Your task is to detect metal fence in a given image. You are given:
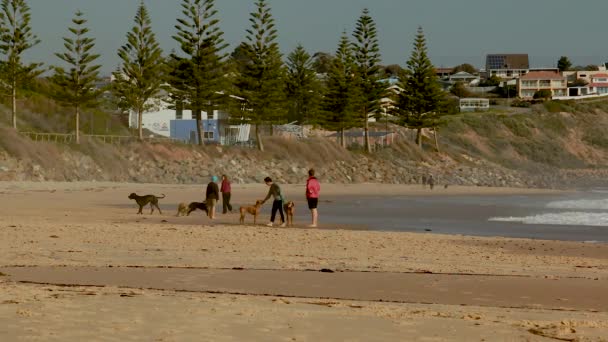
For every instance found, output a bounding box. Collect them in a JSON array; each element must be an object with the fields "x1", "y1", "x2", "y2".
[{"x1": 19, "y1": 132, "x2": 184, "y2": 145}]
